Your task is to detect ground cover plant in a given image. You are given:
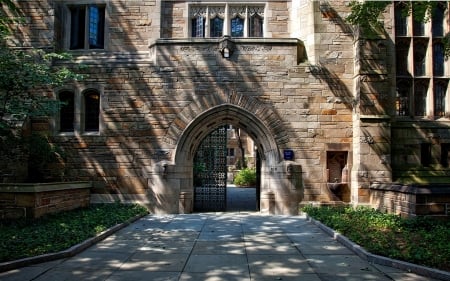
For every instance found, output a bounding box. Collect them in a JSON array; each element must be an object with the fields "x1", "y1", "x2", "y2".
[
  {"x1": 0, "y1": 203, "x2": 148, "y2": 262},
  {"x1": 302, "y1": 205, "x2": 450, "y2": 272}
]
